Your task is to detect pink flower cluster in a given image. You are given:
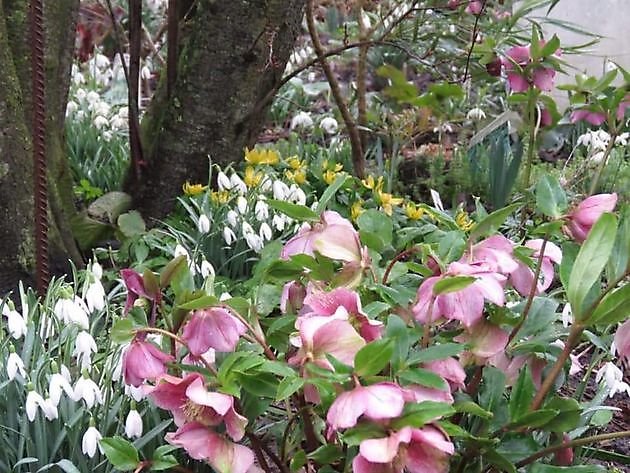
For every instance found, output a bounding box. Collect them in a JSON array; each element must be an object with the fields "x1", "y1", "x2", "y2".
[{"x1": 501, "y1": 42, "x2": 559, "y2": 93}]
